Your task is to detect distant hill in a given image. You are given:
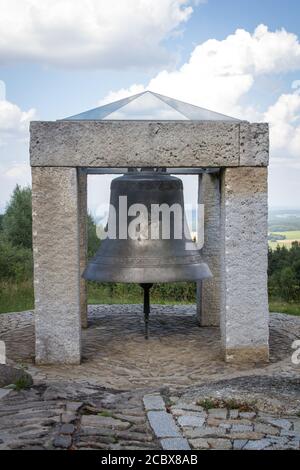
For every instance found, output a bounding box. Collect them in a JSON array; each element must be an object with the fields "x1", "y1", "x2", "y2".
[{"x1": 268, "y1": 209, "x2": 300, "y2": 232}]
